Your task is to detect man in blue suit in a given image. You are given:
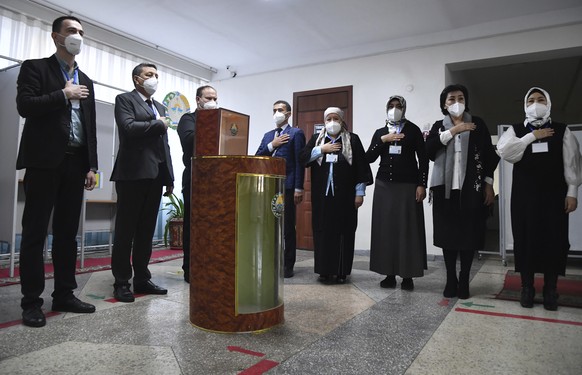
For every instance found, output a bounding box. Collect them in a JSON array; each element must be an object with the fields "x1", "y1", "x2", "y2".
[{"x1": 256, "y1": 100, "x2": 306, "y2": 278}]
